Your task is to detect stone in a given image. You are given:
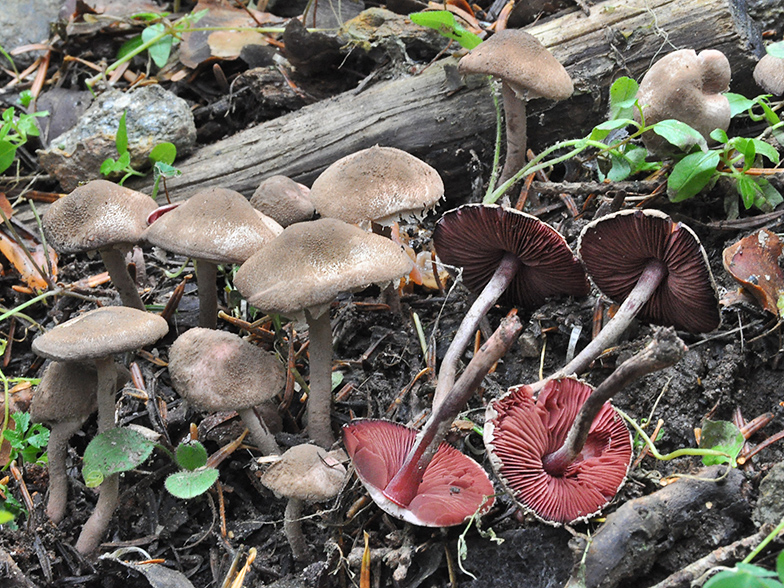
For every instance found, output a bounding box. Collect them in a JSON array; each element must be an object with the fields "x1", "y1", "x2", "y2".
[
  {"x1": 38, "y1": 85, "x2": 196, "y2": 192},
  {"x1": 753, "y1": 460, "x2": 784, "y2": 526},
  {"x1": 0, "y1": 0, "x2": 61, "y2": 68}
]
